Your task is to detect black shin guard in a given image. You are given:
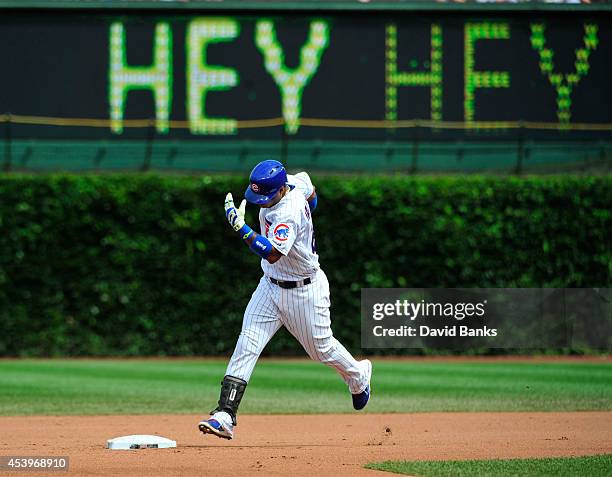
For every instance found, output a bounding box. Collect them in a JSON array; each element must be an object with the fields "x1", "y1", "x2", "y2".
[{"x1": 210, "y1": 375, "x2": 247, "y2": 425}]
